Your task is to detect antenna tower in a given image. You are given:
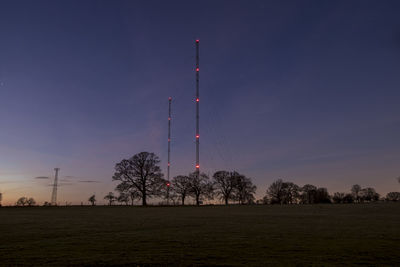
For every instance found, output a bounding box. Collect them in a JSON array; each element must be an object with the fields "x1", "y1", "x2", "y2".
[
  {"x1": 167, "y1": 97, "x2": 172, "y2": 204},
  {"x1": 195, "y1": 39, "x2": 200, "y2": 176},
  {"x1": 51, "y1": 168, "x2": 60, "y2": 205}
]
